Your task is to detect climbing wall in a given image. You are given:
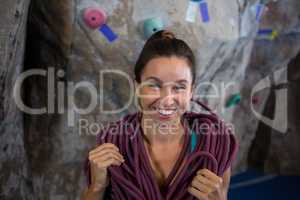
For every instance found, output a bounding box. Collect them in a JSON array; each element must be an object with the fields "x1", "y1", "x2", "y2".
[{"x1": 1, "y1": 0, "x2": 300, "y2": 199}]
